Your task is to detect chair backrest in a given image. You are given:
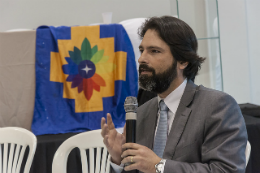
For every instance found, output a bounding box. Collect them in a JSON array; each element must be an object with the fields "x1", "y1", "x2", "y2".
[
  {"x1": 245, "y1": 140, "x2": 251, "y2": 166},
  {"x1": 119, "y1": 18, "x2": 146, "y2": 72},
  {"x1": 0, "y1": 127, "x2": 37, "y2": 173},
  {"x1": 52, "y1": 129, "x2": 111, "y2": 173}
]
